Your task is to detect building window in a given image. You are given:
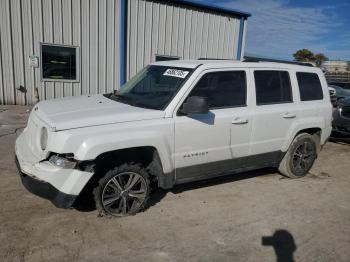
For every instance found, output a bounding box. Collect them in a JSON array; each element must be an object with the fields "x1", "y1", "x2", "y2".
[
  {"x1": 188, "y1": 71, "x2": 247, "y2": 109},
  {"x1": 155, "y1": 55, "x2": 180, "y2": 62},
  {"x1": 254, "y1": 70, "x2": 293, "y2": 105},
  {"x1": 41, "y1": 44, "x2": 79, "y2": 82},
  {"x1": 296, "y1": 72, "x2": 323, "y2": 101}
]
